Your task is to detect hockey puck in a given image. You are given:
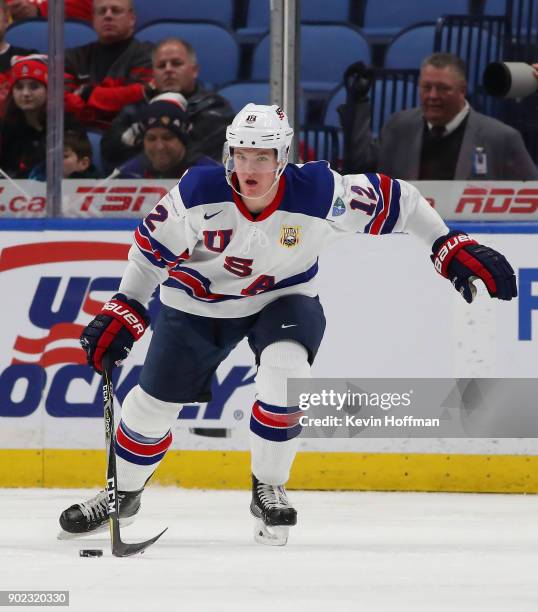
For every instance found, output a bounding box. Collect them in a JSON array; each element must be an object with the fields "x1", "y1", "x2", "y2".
[{"x1": 79, "y1": 549, "x2": 103, "y2": 558}]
